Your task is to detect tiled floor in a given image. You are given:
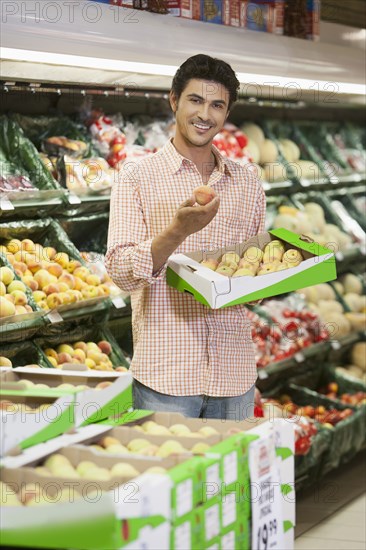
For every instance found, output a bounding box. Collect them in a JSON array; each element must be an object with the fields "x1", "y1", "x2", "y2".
[{"x1": 295, "y1": 451, "x2": 366, "y2": 550}]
